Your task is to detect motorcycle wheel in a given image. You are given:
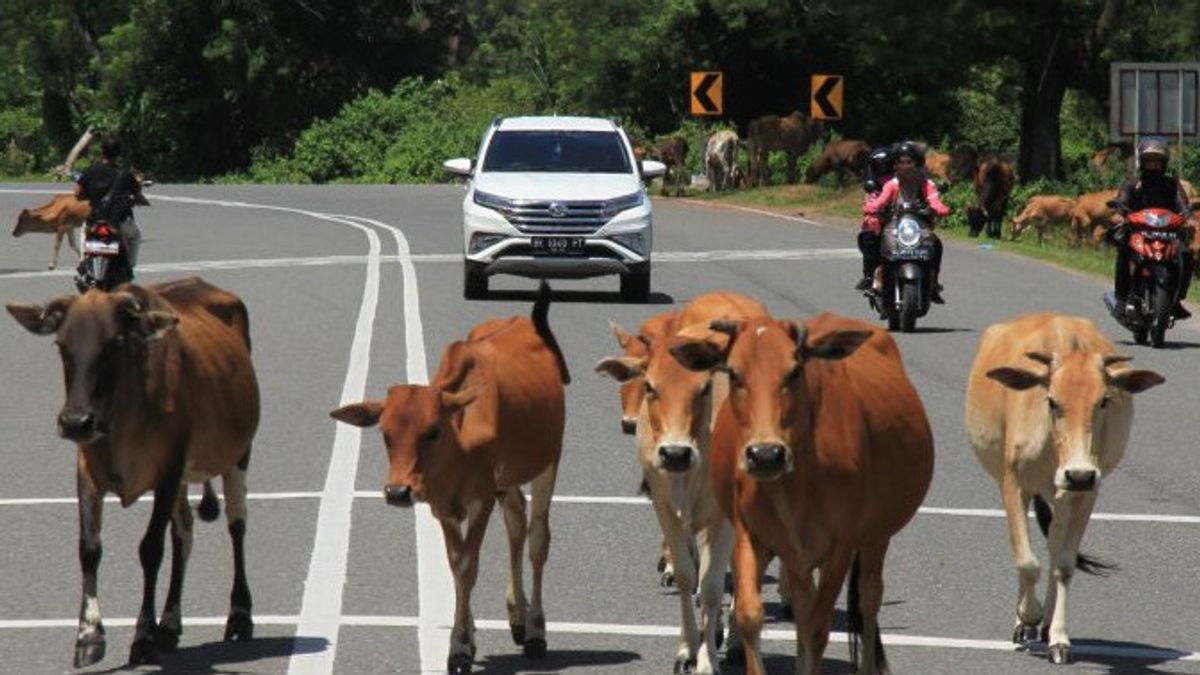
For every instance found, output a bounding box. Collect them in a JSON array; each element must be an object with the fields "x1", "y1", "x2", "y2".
[
  {"x1": 900, "y1": 282, "x2": 919, "y2": 333},
  {"x1": 887, "y1": 312, "x2": 900, "y2": 331},
  {"x1": 1151, "y1": 283, "x2": 1172, "y2": 348}
]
